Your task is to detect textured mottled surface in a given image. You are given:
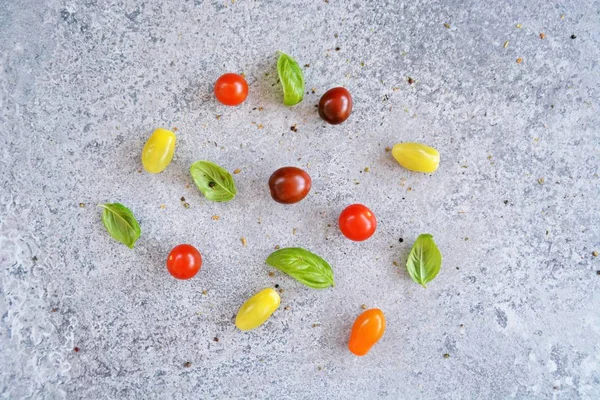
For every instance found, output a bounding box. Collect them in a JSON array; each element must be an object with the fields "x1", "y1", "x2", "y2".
[{"x1": 1, "y1": 0, "x2": 599, "y2": 399}]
